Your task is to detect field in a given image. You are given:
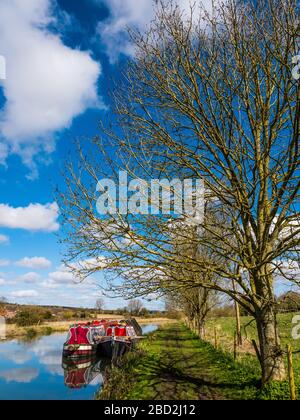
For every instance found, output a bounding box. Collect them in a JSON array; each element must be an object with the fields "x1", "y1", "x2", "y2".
[
  {"x1": 205, "y1": 313, "x2": 300, "y2": 378},
  {"x1": 97, "y1": 315, "x2": 300, "y2": 400}
]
